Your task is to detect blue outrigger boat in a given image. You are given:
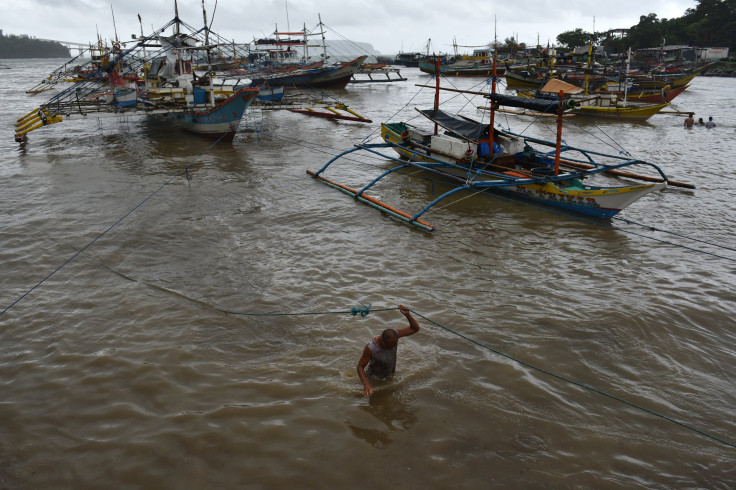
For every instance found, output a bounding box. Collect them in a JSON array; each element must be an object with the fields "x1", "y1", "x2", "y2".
[{"x1": 307, "y1": 59, "x2": 693, "y2": 231}]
